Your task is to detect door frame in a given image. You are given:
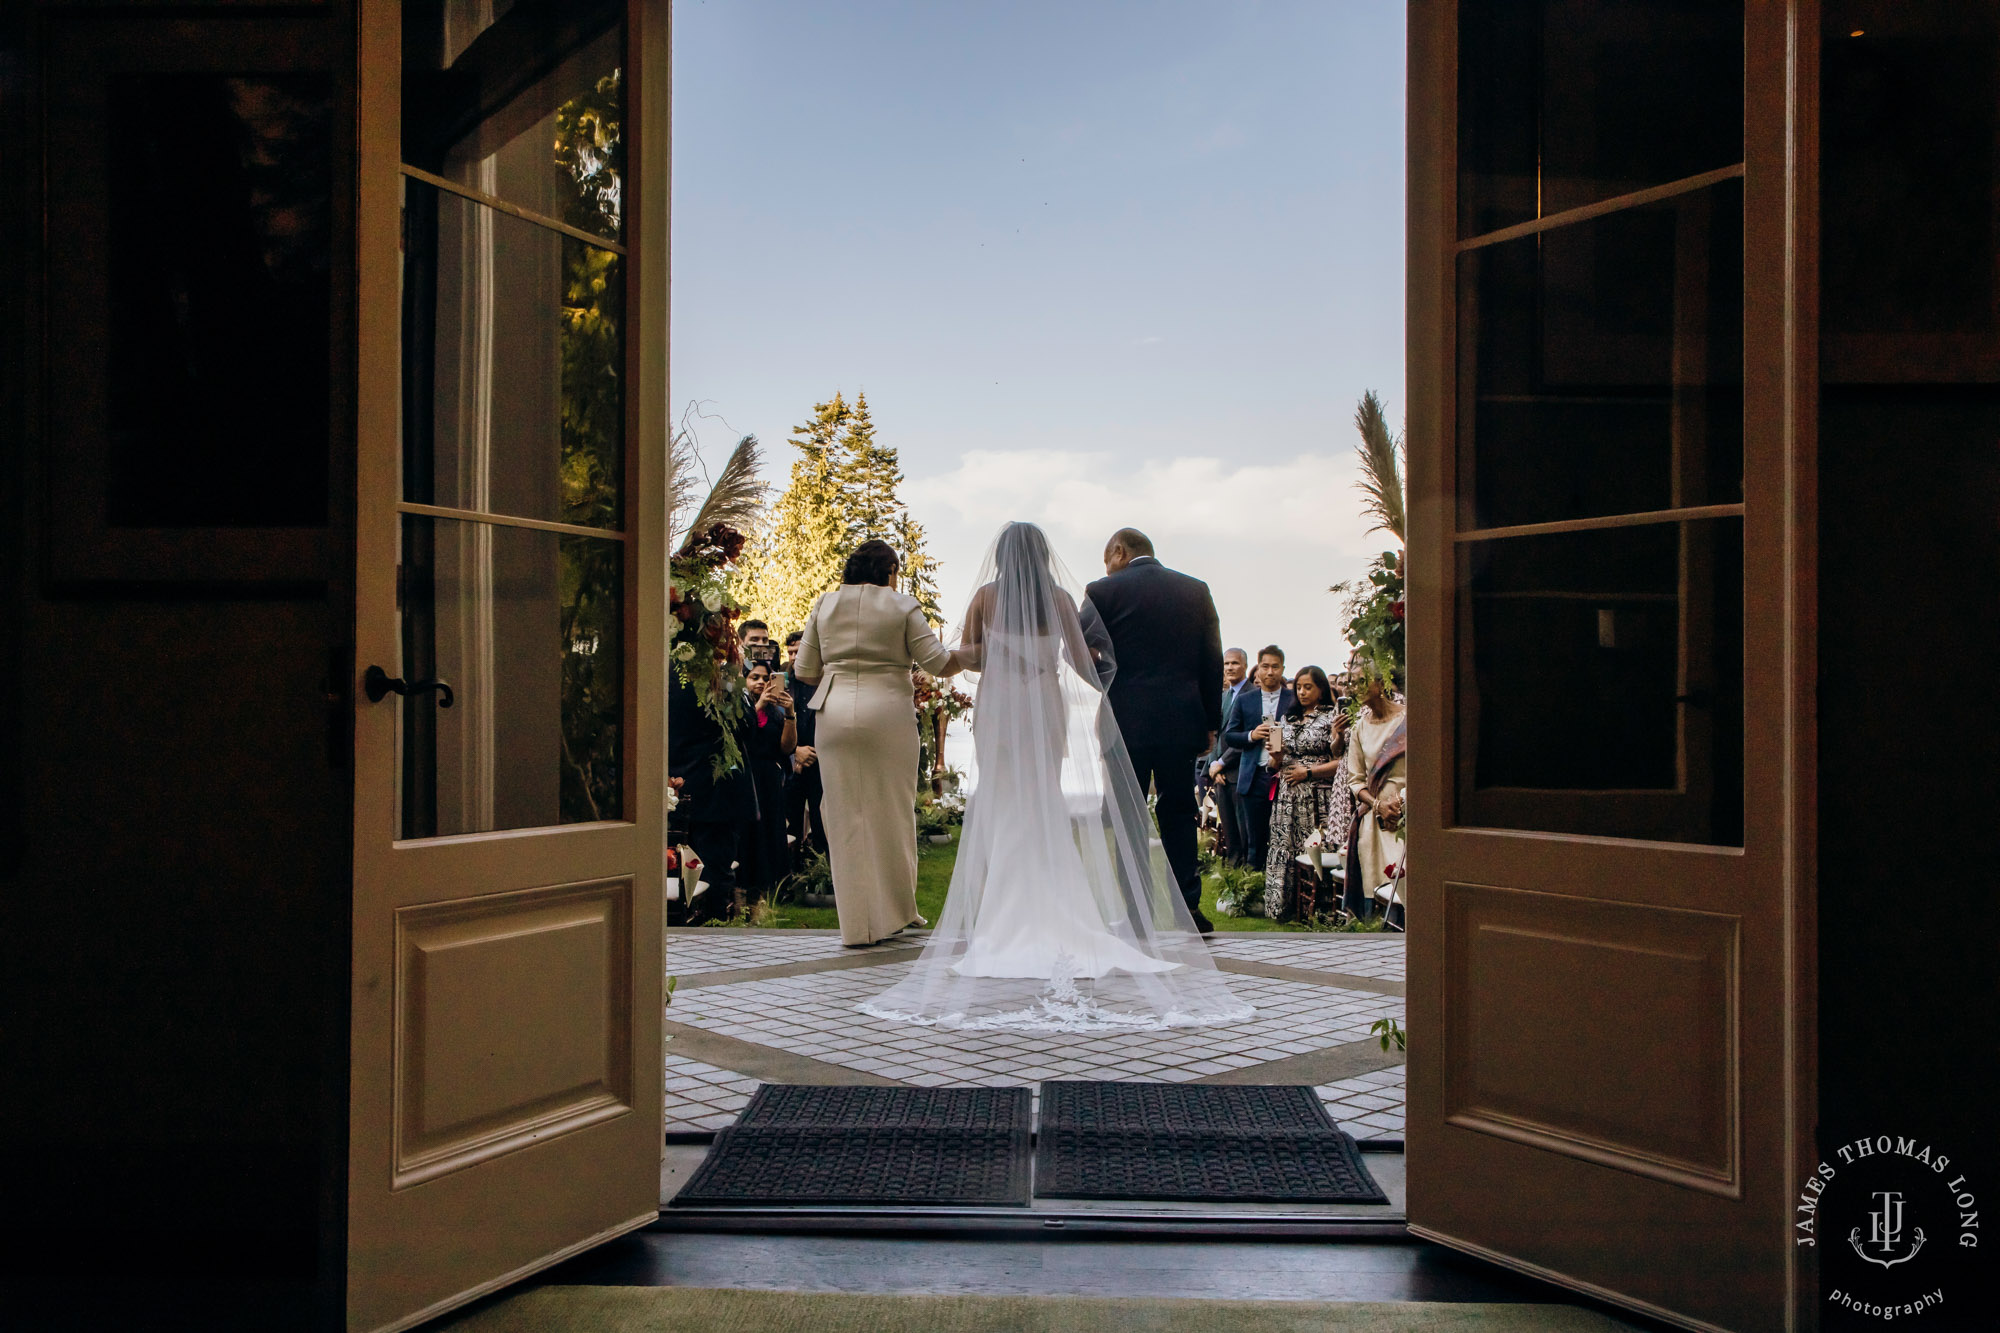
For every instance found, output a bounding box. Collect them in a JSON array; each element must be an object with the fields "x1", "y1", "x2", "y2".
[
  {"x1": 347, "y1": 1, "x2": 672, "y2": 1328},
  {"x1": 1402, "y1": 2, "x2": 1819, "y2": 1327}
]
